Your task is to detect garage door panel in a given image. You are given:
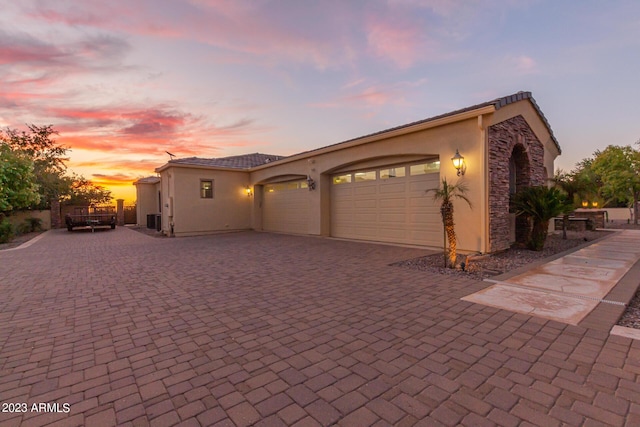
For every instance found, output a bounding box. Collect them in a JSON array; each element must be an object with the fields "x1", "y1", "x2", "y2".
[
  {"x1": 379, "y1": 213, "x2": 407, "y2": 223},
  {"x1": 378, "y1": 228, "x2": 407, "y2": 239},
  {"x1": 410, "y1": 212, "x2": 440, "y2": 222},
  {"x1": 410, "y1": 179, "x2": 438, "y2": 192},
  {"x1": 379, "y1": 197, "x2": 407, "y2": 208},
  {"x1": 410, "y1": 196, "x2": 438, "y2": 207},
  {"x1": 354, "y1": 226, "x2": 379, "y2": 237},
  {"x1": 263, "y1": 183, "x2": 309, "y2": 234},
  {"x1": 332, "y1": 165, "x2": 440, "y2": 247},
  {"x1": 354, "y1": 213, "x2": 377, "y2": 222},
  {"x1": 355, "y1": 199, "x2": 377, "y2": 209},
  {"x1": 410, "y1": 230, "x2": 441, "y2": 242},
  {"x1": 333, "y1": 187, "x2": 353, "y2": 197},
  {"x1": 379, "y1": 182, "x2": 406, "y2": 193},
  {"x1": 354, "y1": 186, "x2": 377, "y2": 196}
]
